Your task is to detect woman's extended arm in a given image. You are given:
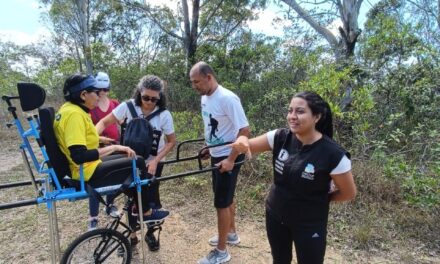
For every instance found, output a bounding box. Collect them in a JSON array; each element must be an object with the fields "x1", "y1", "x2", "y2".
[
  {"x1": 95, "y1": 113, "x2": 119, "y2": 135},
  {"x1": 231, "y1": 133, "x2": 272, "y2": 155},
  {"x1": 218, "y1": 133, "x2": 272, "y2": 172}
]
